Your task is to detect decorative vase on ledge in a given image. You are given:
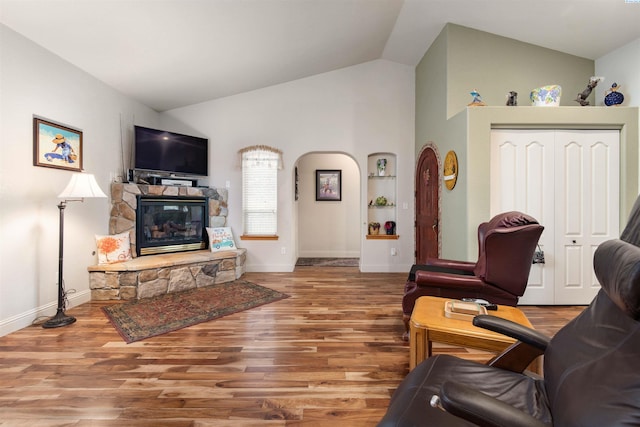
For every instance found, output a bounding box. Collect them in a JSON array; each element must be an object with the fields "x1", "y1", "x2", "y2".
[
  {"x1": 377, "y1": 158, "x2": 387, "y2": 176},
  {"x1": 368, "y1": 222, "x2": 380, "y2": 235},
  {"x1": 384, "y1": 221, "x2": 396, "y2": 235}
]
